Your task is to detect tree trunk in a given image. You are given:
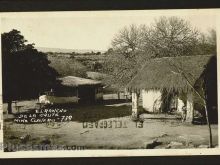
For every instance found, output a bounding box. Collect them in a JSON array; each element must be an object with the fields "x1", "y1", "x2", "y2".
[
  {"x1": 204, "y1": 102, "x2": 213, "y2": 148},
  {"x1": 7, "y1": 100, "x2": 12, "y2": 114},
  {"x1": 202, "y1": 88, "x2": 213, "y2": 148}
]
